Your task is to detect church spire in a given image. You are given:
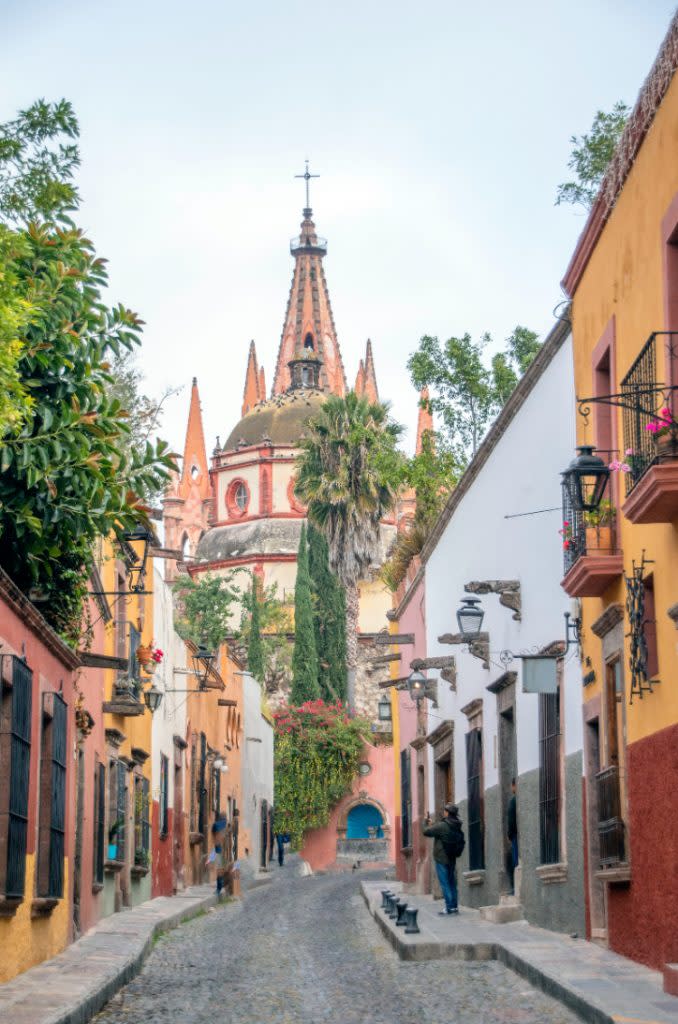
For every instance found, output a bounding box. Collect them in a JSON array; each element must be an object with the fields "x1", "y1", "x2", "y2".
[
  {"x1": 179, "y1": 377, "x2": 210, "y2": 498},
  {"x1": 355, "y1": 339, "x2": 379, "y2": 403},
  {"x1": 272, "y1": 167, "x2": 347, "y2": 397},
  {"x1": 242, "y1": 340, "x2": 263, "y2": 415}
]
